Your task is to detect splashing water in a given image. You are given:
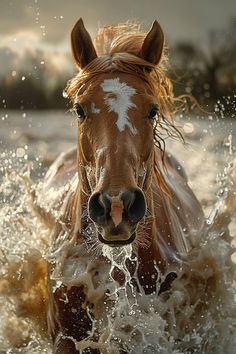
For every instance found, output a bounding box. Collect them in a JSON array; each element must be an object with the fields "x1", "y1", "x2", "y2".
[{"x1": 0, "y1": 114, "x2": 236, "y2": 353}]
